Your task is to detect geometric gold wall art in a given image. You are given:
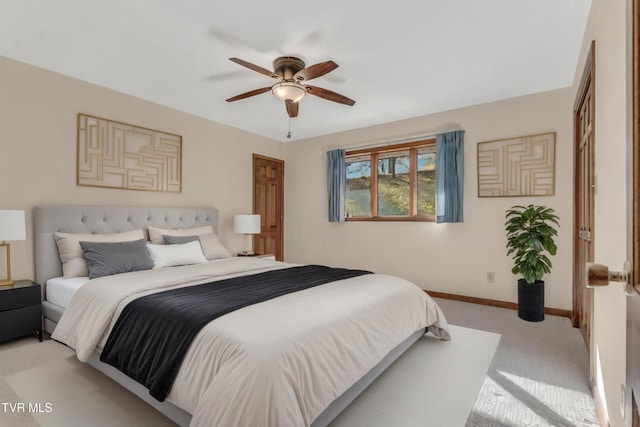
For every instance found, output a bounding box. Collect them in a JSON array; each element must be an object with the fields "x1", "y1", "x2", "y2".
[
  {"x1": 477, "y1": 132, "x2": 555, "y2": 197},
  {"x1": 77, "y1": 114, "x2": 182, "y2": 192}
]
